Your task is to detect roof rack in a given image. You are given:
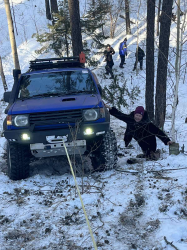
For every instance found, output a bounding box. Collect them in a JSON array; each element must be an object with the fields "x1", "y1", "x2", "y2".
[{"x1": 29, "y1": 52, "x2": 86, "y2": 71}]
